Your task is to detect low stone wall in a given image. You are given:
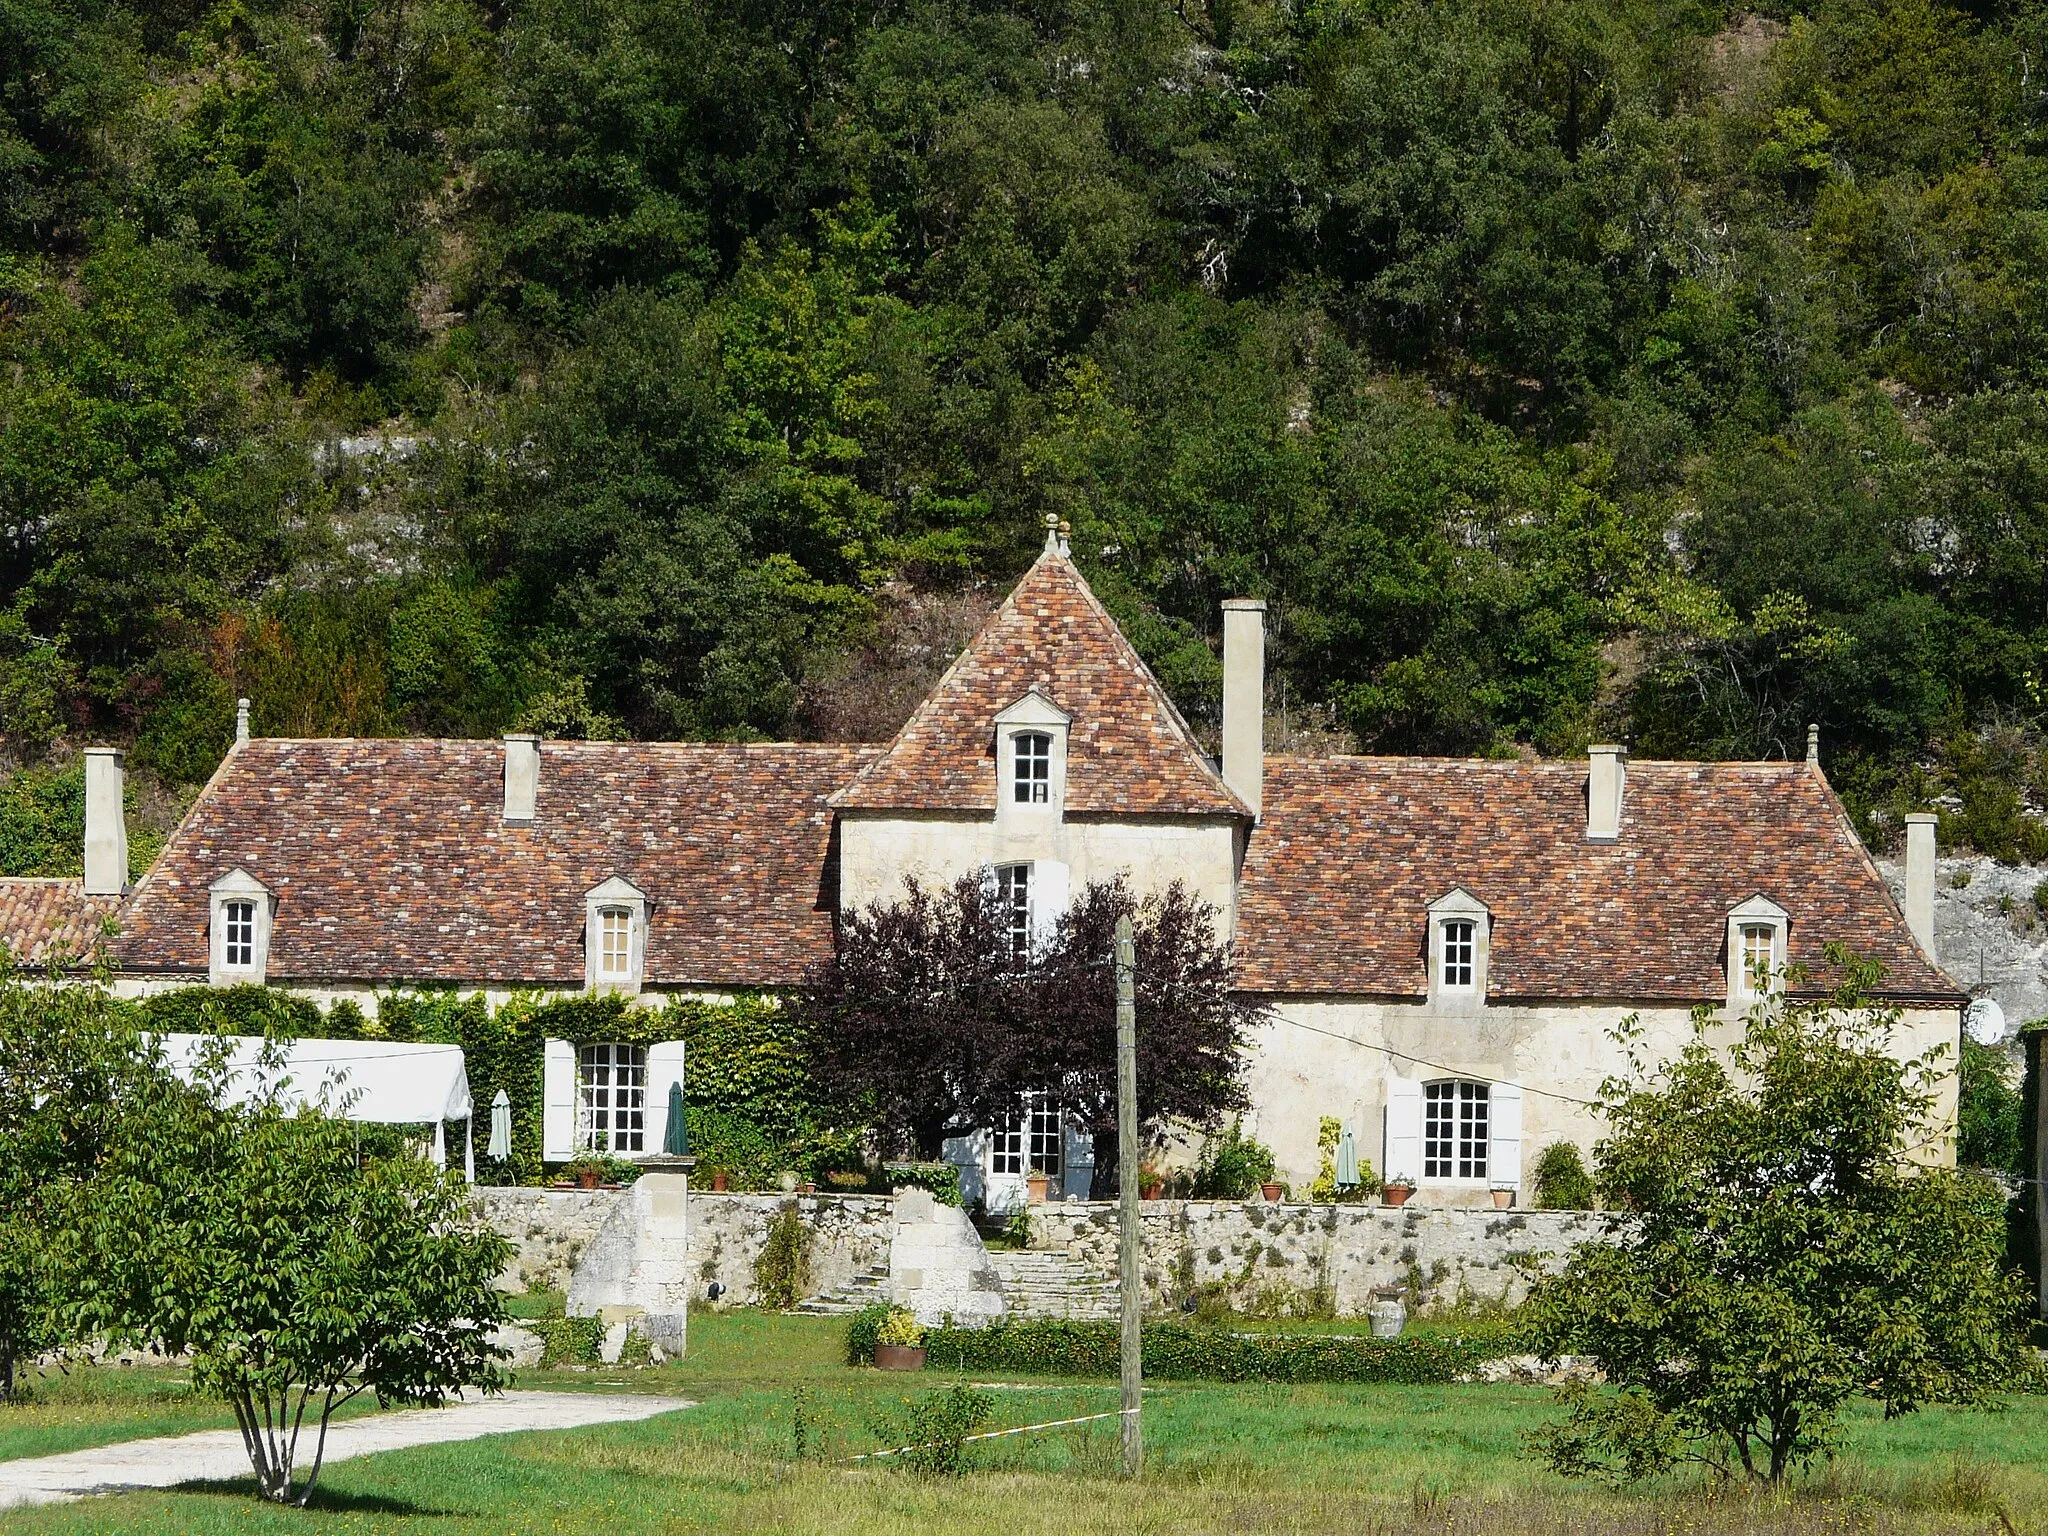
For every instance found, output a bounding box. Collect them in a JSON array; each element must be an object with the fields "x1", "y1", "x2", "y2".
[
  {"x1": 473, "y1": 1188, "x2": 895, "y2": 1307},
  {"x1": 1027, "y1": 1200, "x2": 1605, "y2": 1316}
]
